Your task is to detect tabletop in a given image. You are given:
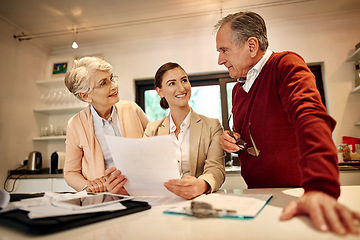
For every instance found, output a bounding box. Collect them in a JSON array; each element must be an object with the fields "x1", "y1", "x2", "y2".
[{"x1": 0, "y1": 186, "x2": 359, "y2": 240}]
